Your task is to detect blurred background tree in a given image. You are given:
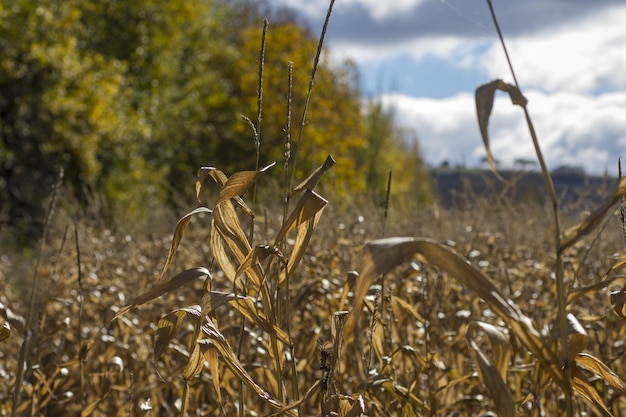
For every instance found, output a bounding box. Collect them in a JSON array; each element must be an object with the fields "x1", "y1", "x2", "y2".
[{"x1": 0, "y1": 0, "x2": 430, "y2": 242}]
